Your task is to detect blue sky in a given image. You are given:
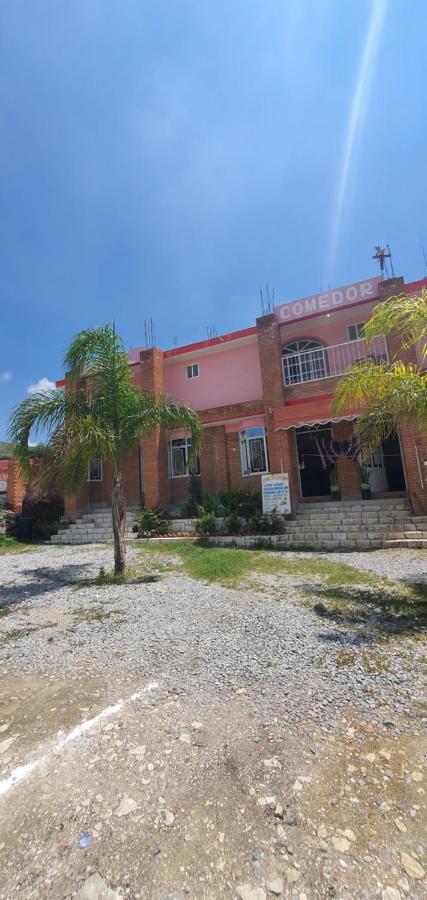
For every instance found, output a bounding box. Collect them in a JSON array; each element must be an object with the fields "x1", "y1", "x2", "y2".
[{"x1": 1, "y1": 0, "x2": 426, "y2": 440}]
